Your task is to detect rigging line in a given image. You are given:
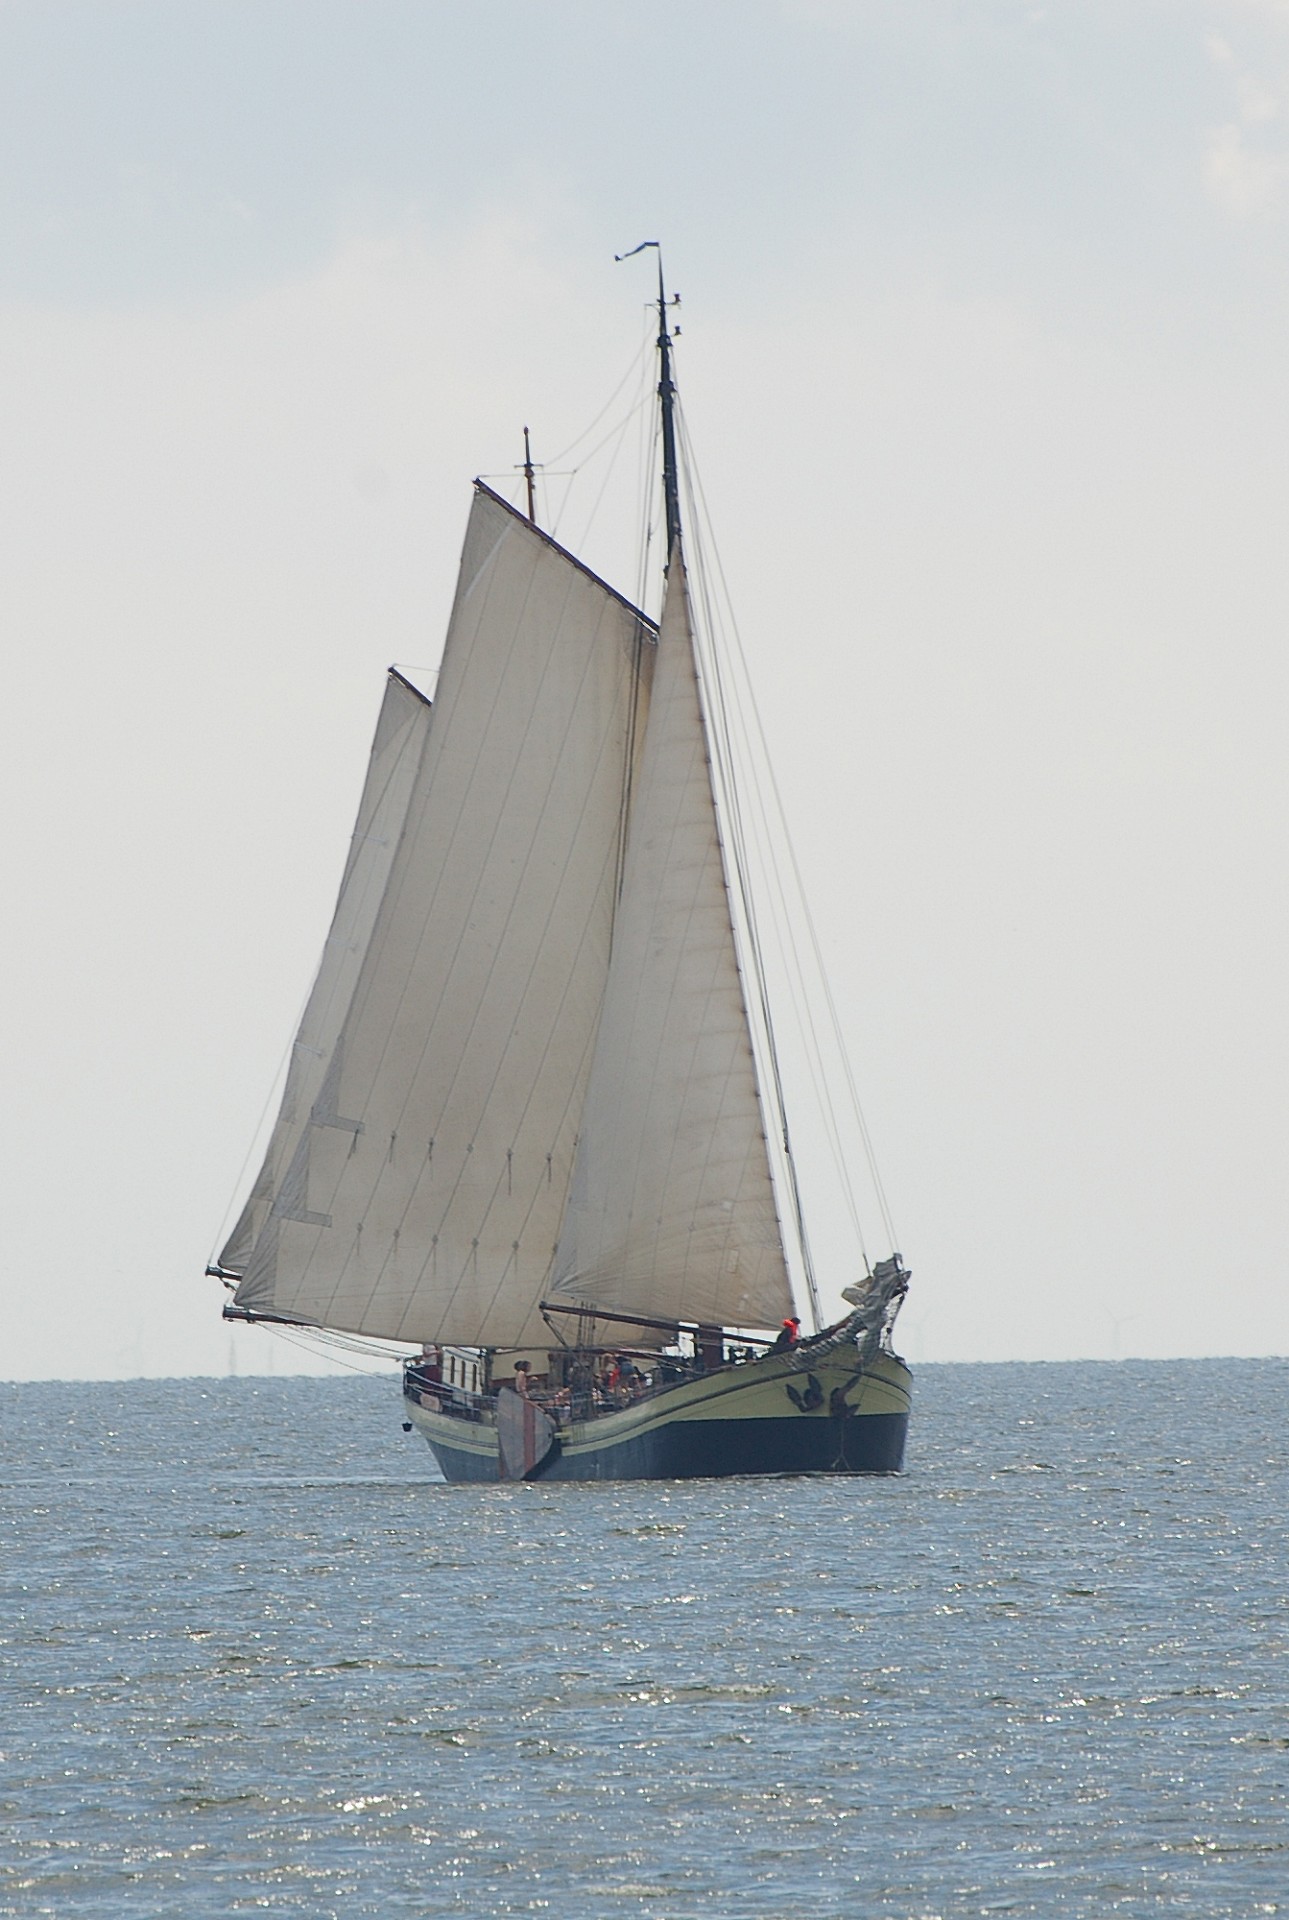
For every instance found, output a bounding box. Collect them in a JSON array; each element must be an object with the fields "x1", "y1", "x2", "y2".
[
  {"x1": 631, "y1": 352, "x2": 663, "y2": 618},
  {"x1": 672, "y1": 424, "x2": 816, "y2": 1264},
  {"x1": 556, "y1": 388, "x2": 654, "y2": 502},
  {"x1": 689, "y1": 627, "x2": 800, "y2": 1292},
  {"x1": 676, "y1": 459, "x2": 873, "y2": 1271},
  {"x1": 677, "y1": 420, "x2": 892, "y2": 1292},
  {"x1": 549, "y1": 349, "x2": 656, "y2": 546},
  {"x1": 238, "y1": 1311, "x2": 410, "y2": 1363},
  {"x1": 256, "y1": 1321, "x2": 403, "y2": 1374},
  {"x1": 684, "y1": 498, "x2": 828, "y2": 1322},
  {"x1": 615, "y1": 600, "x2": 648, "y2": 905},
  {"x1": 688, "y1": 509, "x2": 880, "y2": 1273},
  {"x1": 545, "y1": 330, "x2": 653, "y2": 468},
  {"x1": 747, "y1": 688, "x2": 898, "y2": 1251},
  {"x1": 302, "y1": 1323, "x2": 406, "y2": 1360},
  {"x1": 667, "y1": 434, "x2": 822, "y2": 1328},
  {"x1": 635, "y1": 407, "x2": 662, "y2": 622},
  {"x1": 476, "y1": 467, "x2": 575, "y2": 481},
  {"x1": 676, "y1": 404, "x2": 899, "y2": 1250},
  {"x1": 555, "y1": 389, "x2": 651, "y2": 556},
  {"x1": 546, "y1": 325, "x2": 655, "y2": 541}
]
